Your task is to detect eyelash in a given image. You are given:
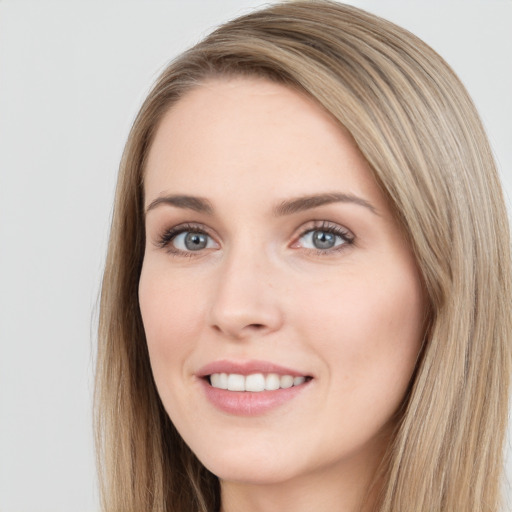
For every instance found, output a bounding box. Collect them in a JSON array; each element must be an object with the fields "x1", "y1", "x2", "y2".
[
  {"x1": 155, "y1": 223, "x2": 214, "y2": 256},
  {"x1": 295, "y1": 221, "x2": 355, "y2": 255},
  {"x1": 155, "y1": 221, "x2": 355, "y2": 257}
]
